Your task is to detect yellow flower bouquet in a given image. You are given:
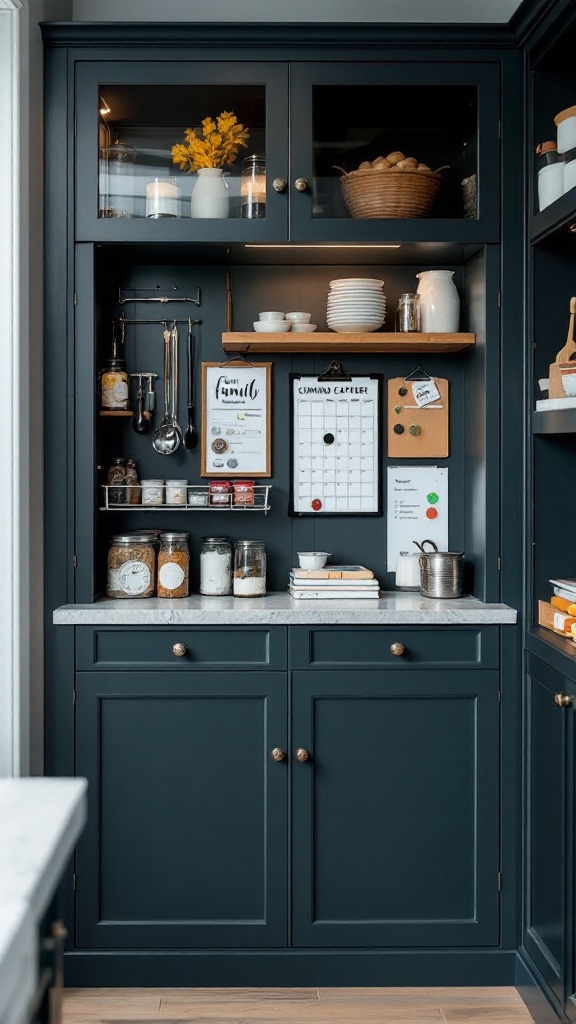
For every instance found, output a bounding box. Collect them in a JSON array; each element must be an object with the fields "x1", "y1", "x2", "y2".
[{"x1": 172, "y1": 111, "x2": 250, "y2": 172}]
